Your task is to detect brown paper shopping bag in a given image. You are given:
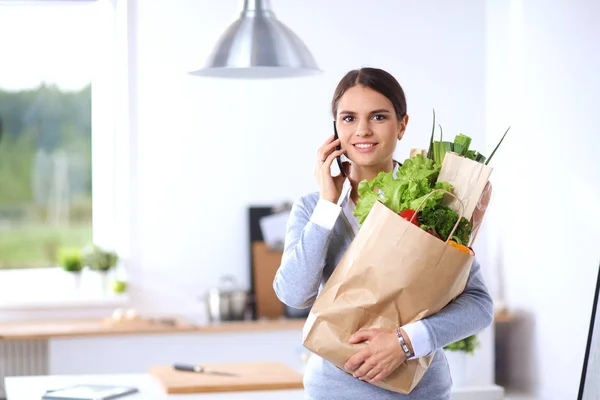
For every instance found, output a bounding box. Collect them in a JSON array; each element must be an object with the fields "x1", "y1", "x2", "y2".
[
  {"x1": 302, "y1": 191, "x2": 475, "y2": 394},
  {"x1": 437, "y1": 152, "x2": 493, "y2": 221}
]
